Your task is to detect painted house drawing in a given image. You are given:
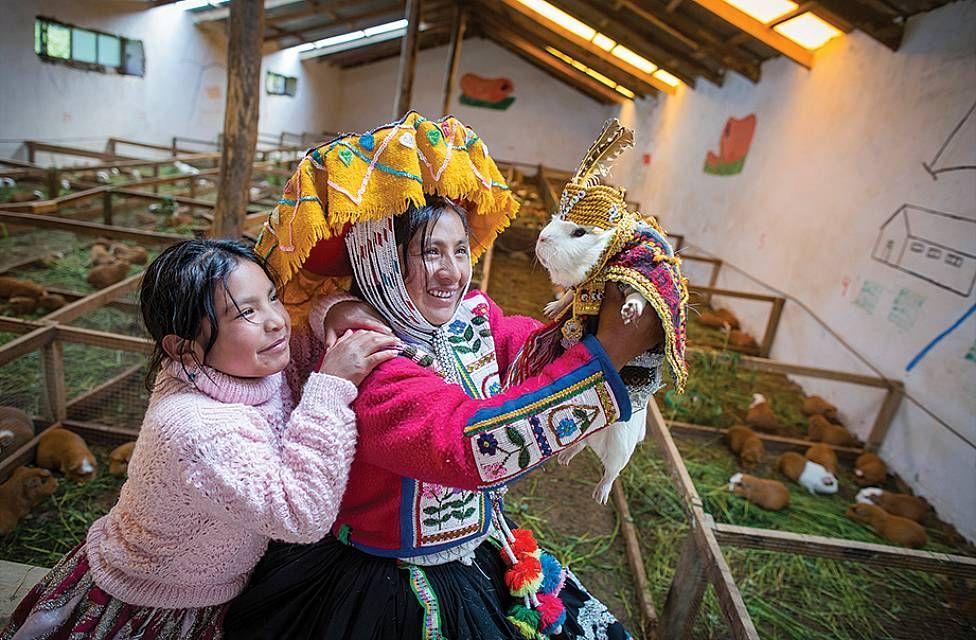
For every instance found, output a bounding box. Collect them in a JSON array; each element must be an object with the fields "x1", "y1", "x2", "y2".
[{"x1": 873, "y1": 204, "x2": 976, "y2": 296}]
